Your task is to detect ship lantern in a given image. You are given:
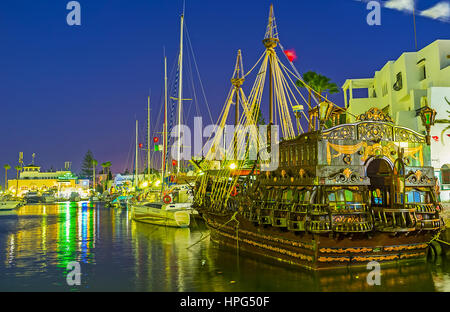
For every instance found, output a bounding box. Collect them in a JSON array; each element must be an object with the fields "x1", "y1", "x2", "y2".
[
  {"x1": 417, "y1": 105, "x2": 436, "y2": 145},
  {"x1": 319, "y1": 101, "x2": 331, "y2": 129}
]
